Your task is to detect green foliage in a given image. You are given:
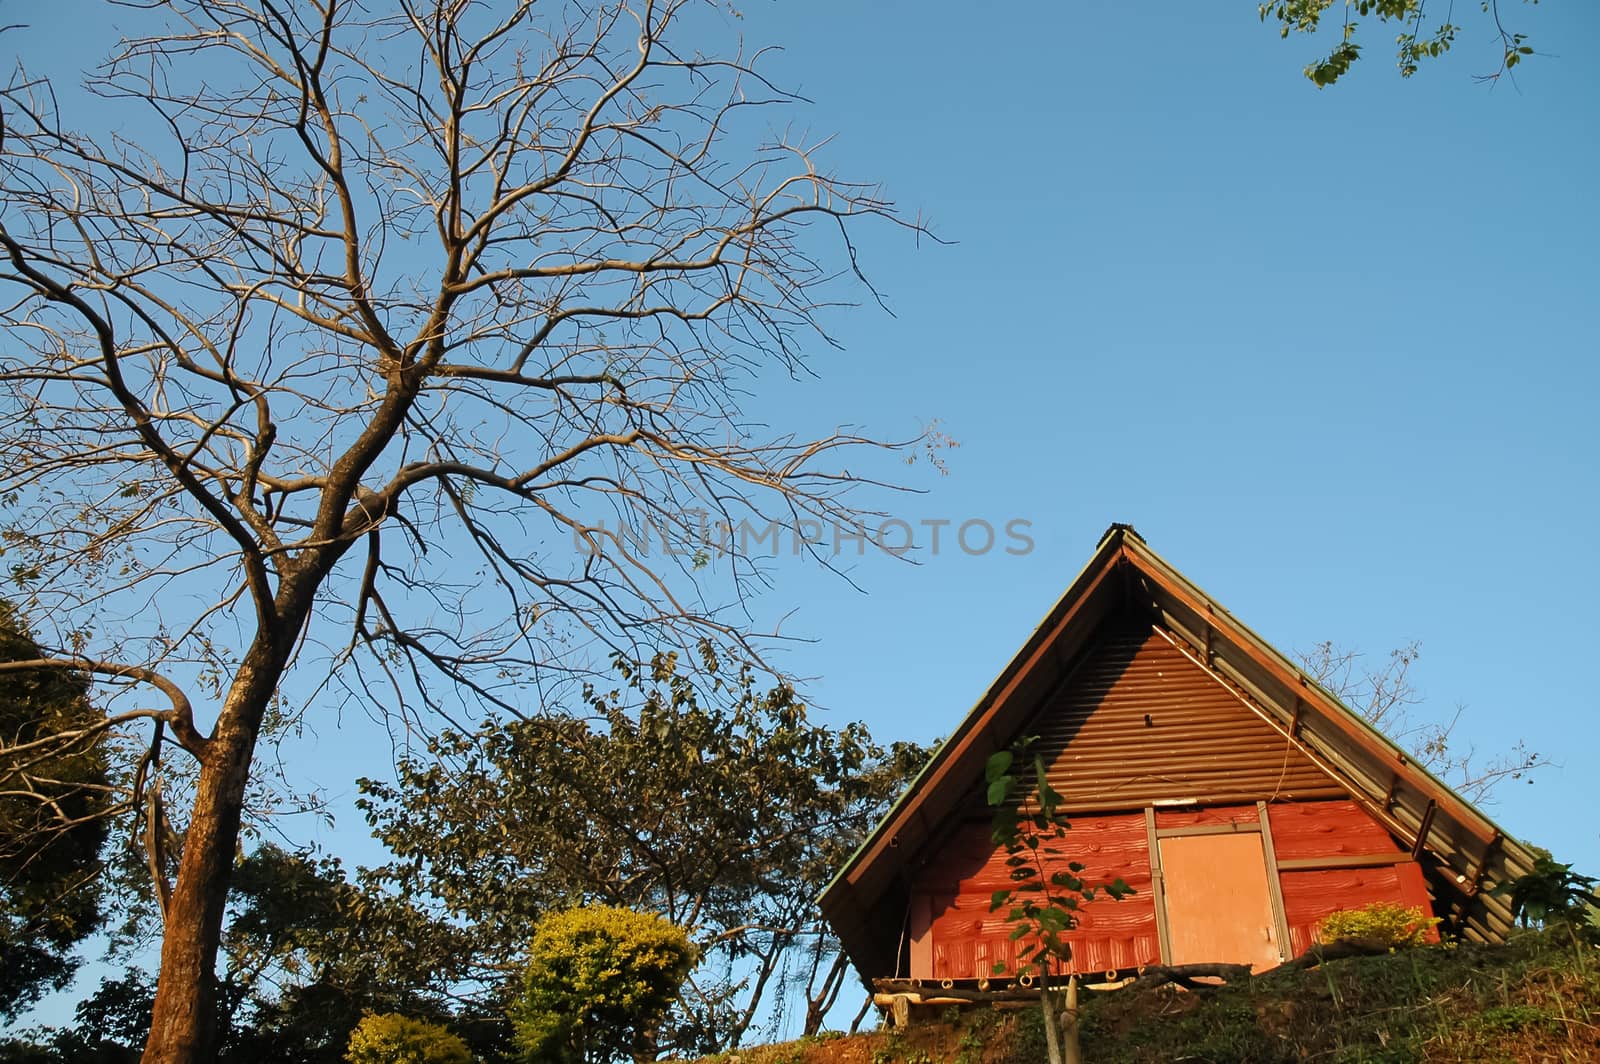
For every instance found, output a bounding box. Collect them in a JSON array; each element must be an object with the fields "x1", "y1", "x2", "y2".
[
  {"x1": 1260, "y1": 0, "x2": 1538, "y2": 86},
  {"x1": 218, "y1": 846, "x2": 507, "y2": 1064},
  {"x1": 359, "y1": 648, "x2": 928, "y2": 1054},
  {"x1": 343, "y1": 1013, "x2": 472, "y2": 1064},
  {"x1": 6, "y1": 843, "x2": 493, "y2": 1064},
  {"x1": 984, "y1": 737, "x2": 1134, "y2": 980},
  {"x1": 585, "y1": 930, "x2": 1598, "y2": 1064},
  {"x1": 1315, "y1": 902, "x2": 1439, "y2": 949},
  {"x1": 1472, "y1": 1003, "x2": 1560, "y2": 1035},
  {"x1": 986, "y1": 737, "x2": 1133, "y2": 1064},
  {"x1": 869, "y1": 1033, "x2": 903, "y2": 1064},
  {"x1": 1490, "y1": 849, "x2": 1600, "y2": 942},
  {"x1": 0, "y1": 600, "x2": 112, "y2": 1018},
  {"x1": 510, "y1": 905, "x2": 693, "y2": 1064}
]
